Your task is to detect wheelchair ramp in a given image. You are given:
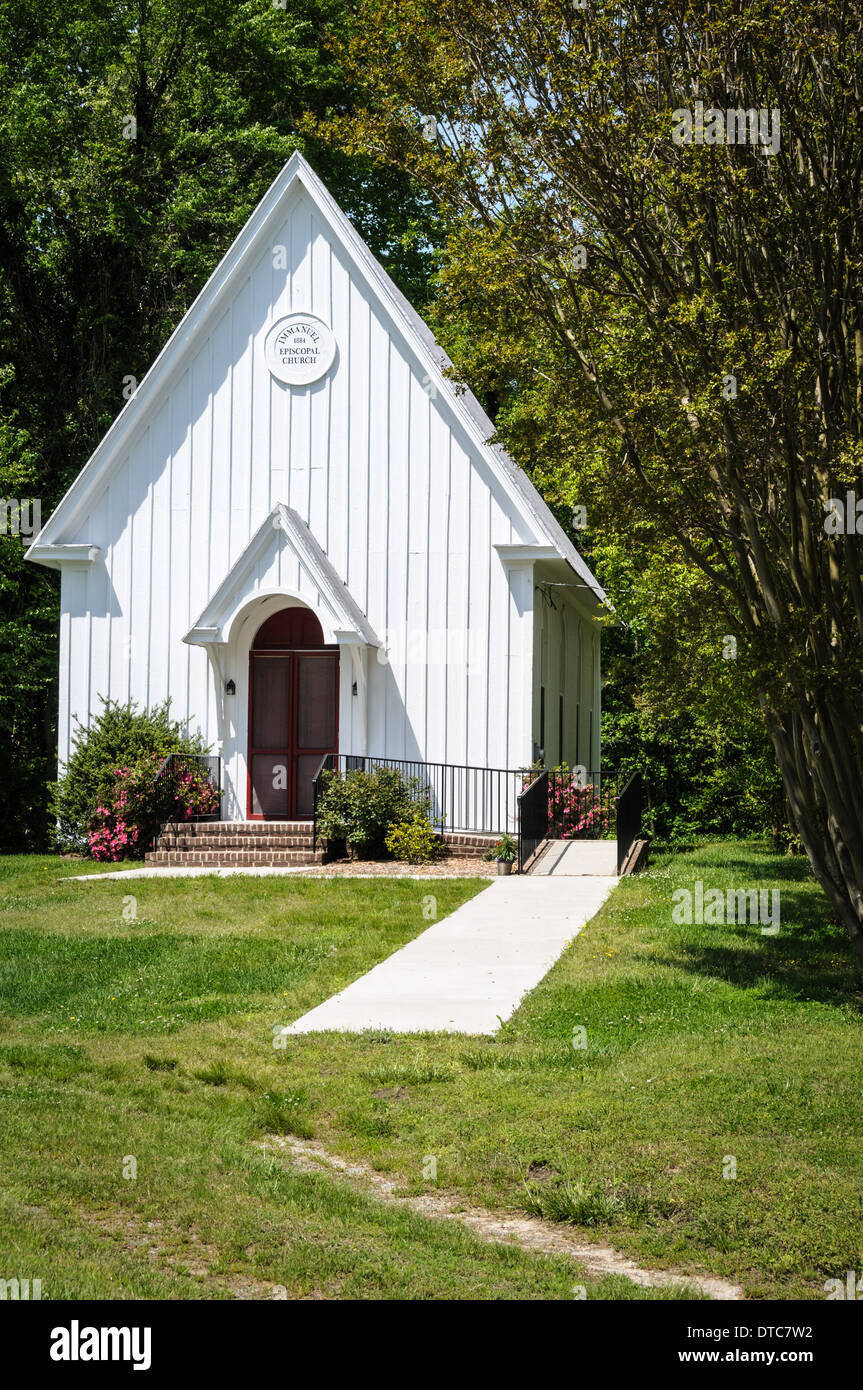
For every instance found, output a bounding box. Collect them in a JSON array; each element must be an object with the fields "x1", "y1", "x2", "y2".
[{"x1": 531, "y1": 840, "x2": 619, "y2": 875}]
